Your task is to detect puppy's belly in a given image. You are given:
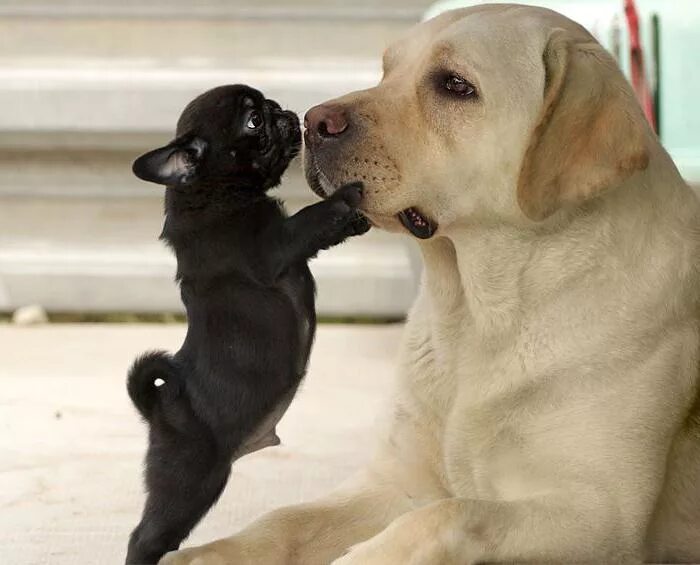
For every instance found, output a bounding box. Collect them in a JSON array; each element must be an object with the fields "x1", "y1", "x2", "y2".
[{"x1": 276, "y1": 266, "x2": 315, "y2": 375}]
